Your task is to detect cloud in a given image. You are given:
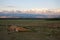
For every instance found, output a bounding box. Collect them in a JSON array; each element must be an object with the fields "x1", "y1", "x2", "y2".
[
  {"x1": 7, "y1": 6, "x2": 15, "y2": 8},
  {"x1": 0, "y1": 6, "x2": 17, "y2": 12},
  {"x1": 0, "y1": 16, "x2": 19, "y2": 18},
  {"x1": 0, "y1": 8, "x2": 60, "y2": 15},
  {"x1": 0, "y1": 16, "x2": 8, "y2": 18}
]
